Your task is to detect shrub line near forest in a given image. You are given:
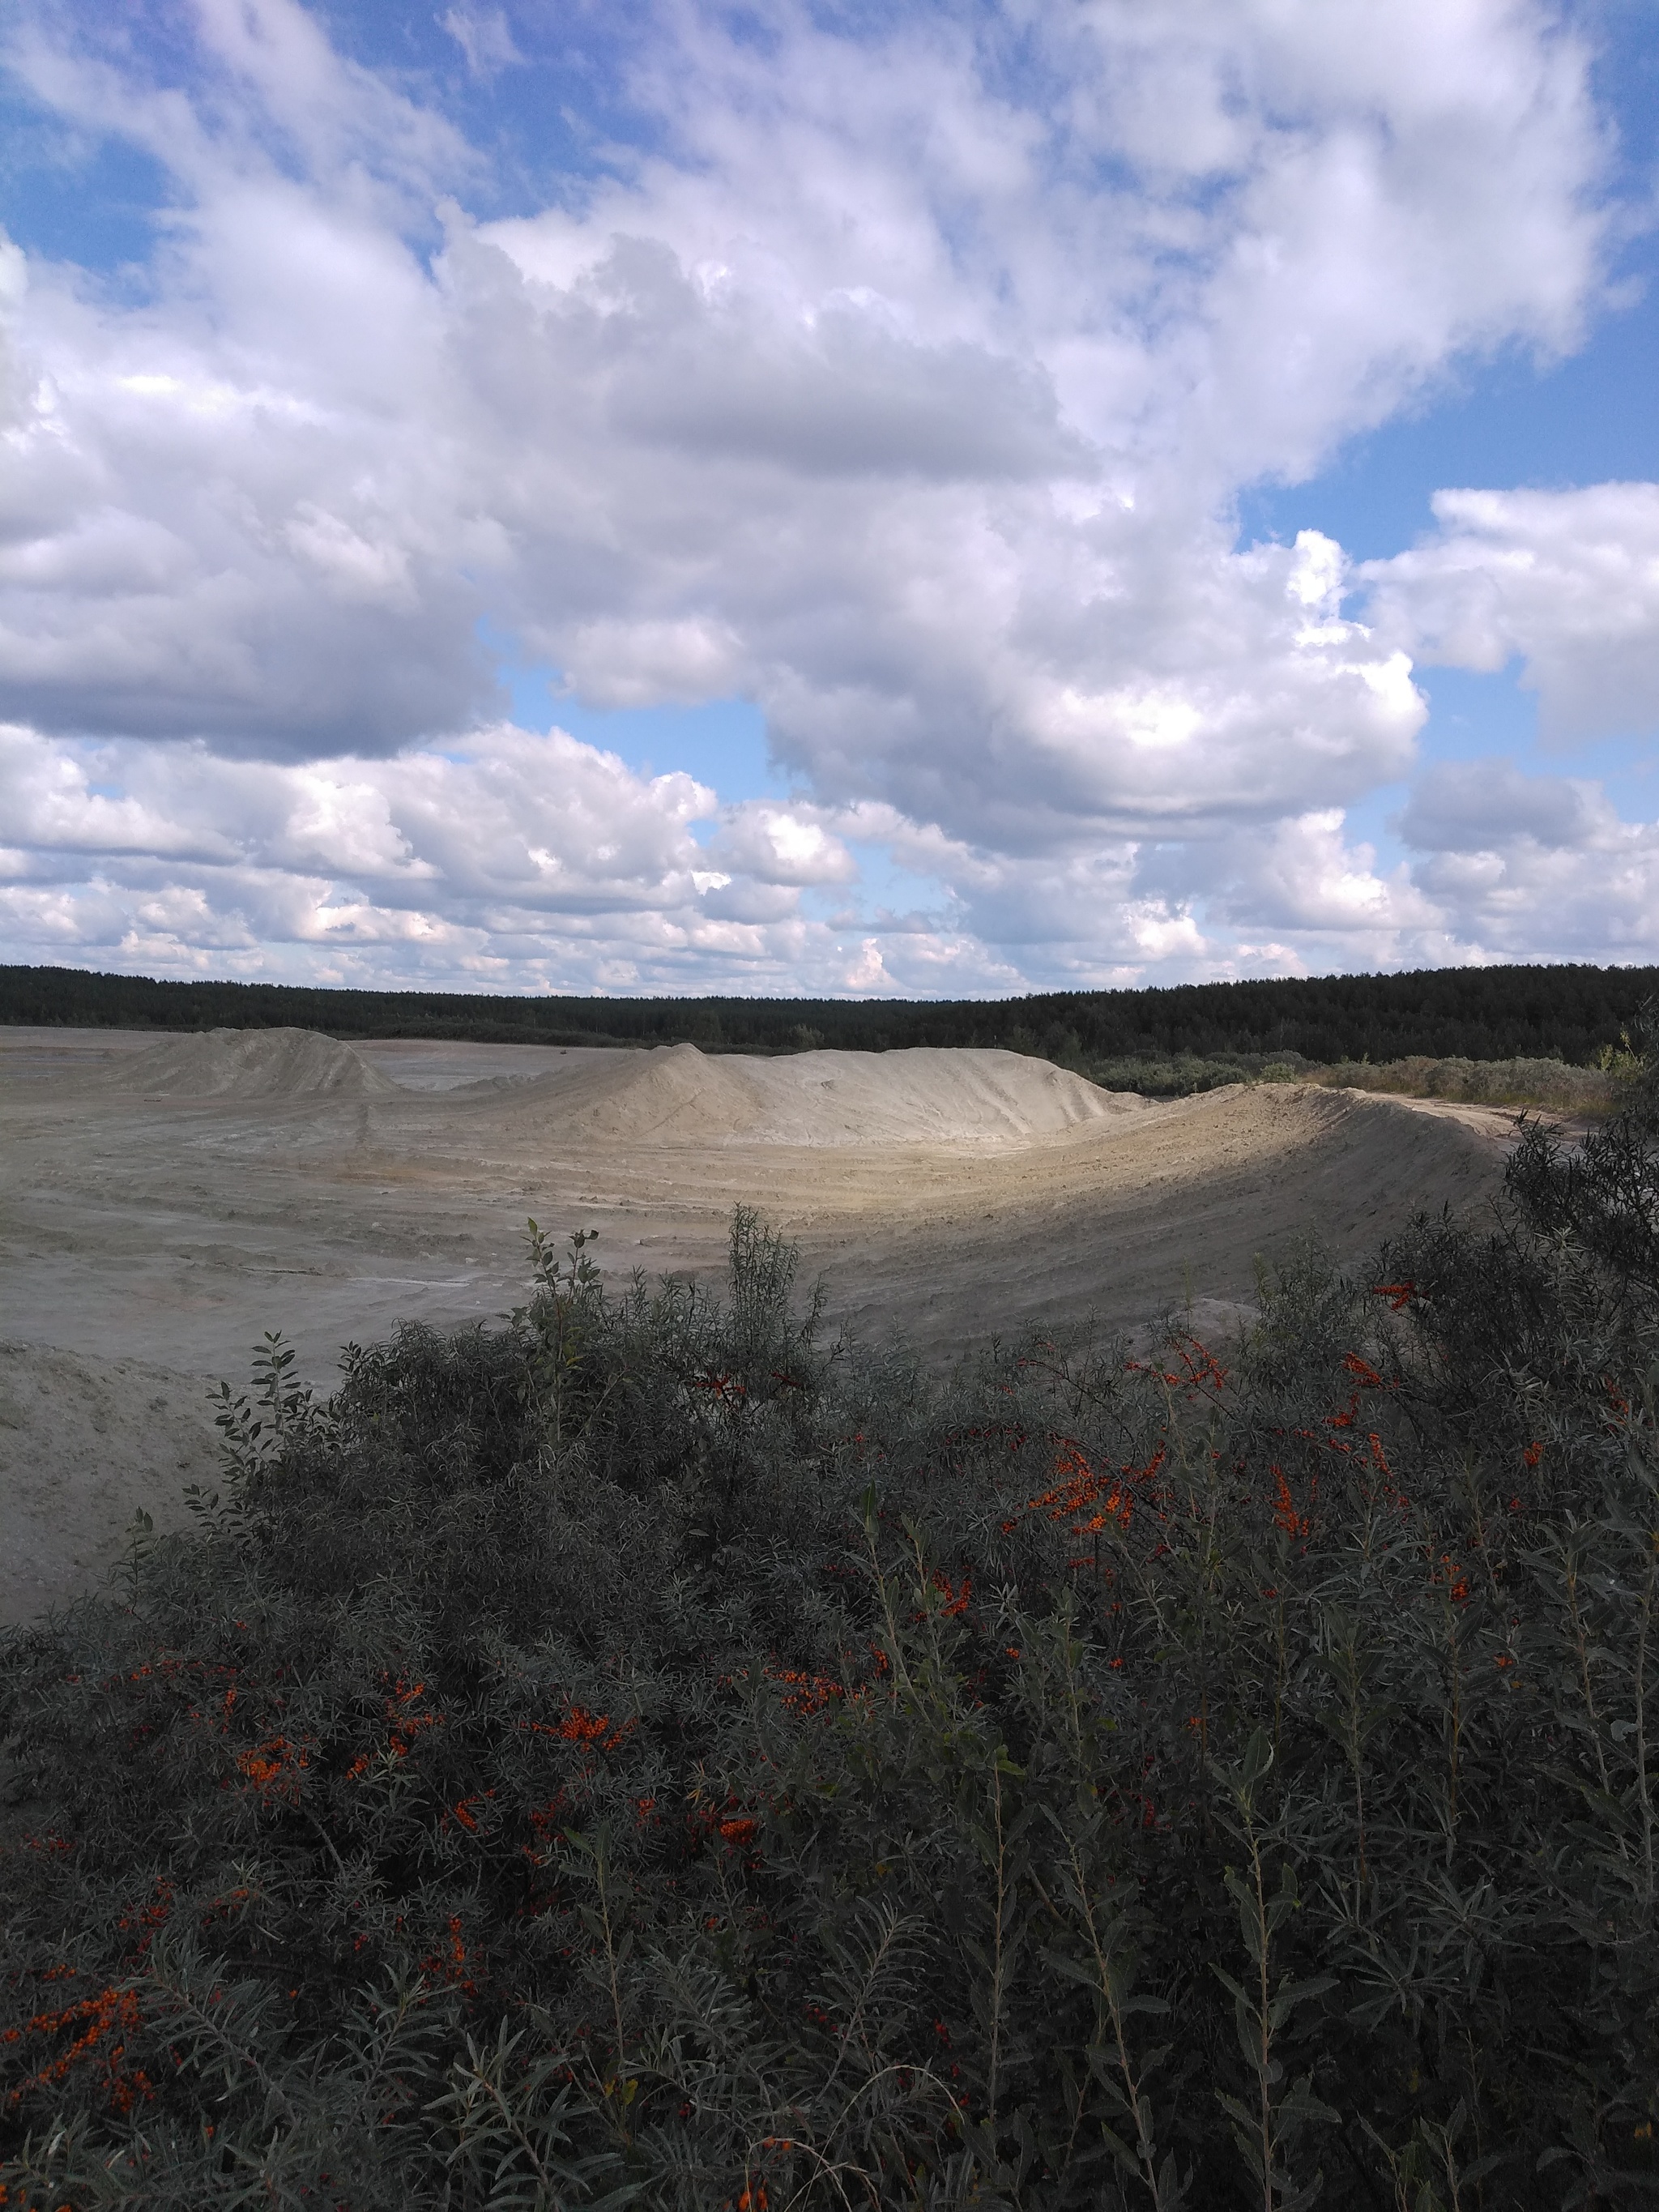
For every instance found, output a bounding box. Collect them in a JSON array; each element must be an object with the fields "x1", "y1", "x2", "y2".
[
  {"x1": 5, "y1": 958, "x2": 1658, "y2": 1074},
  {"x1": 6, "y1": 1075, "x2": 1659, "y2": 2205}
]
